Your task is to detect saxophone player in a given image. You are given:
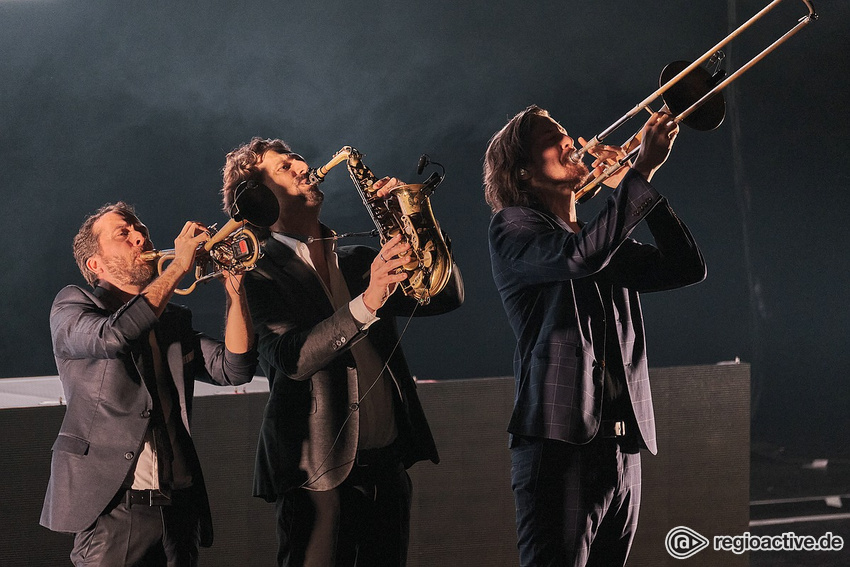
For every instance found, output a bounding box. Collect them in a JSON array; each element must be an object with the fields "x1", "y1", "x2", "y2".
[{"x1": 221, "y1": 137, "x2": 464, "y2": 566}]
